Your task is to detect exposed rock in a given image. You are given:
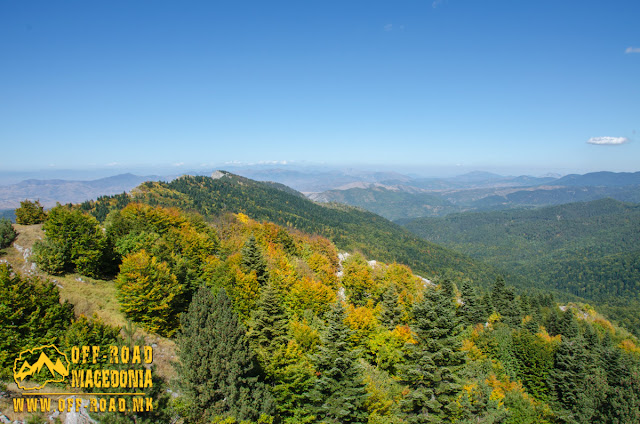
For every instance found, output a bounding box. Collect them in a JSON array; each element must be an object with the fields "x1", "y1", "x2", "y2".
[{"x1": 64, "y1": 396, "x2": 96, "y2": 424}]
